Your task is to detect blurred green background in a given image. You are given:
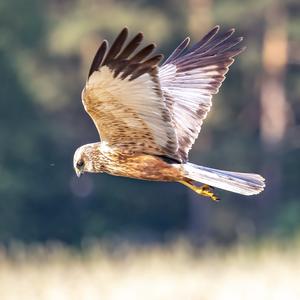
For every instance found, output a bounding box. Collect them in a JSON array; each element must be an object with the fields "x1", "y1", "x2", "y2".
[{"x1": 0, "y1": 0, "x2": 299, "y2": 248}]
